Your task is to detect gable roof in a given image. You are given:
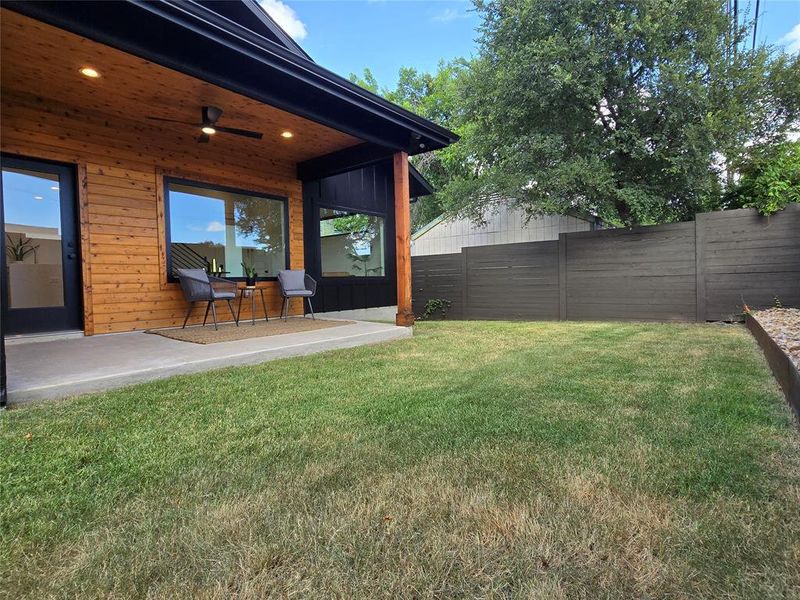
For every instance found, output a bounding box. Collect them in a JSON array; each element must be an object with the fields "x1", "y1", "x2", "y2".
[{"x1": 199, "y1": 0, "x2": 312, "y2": 61}]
